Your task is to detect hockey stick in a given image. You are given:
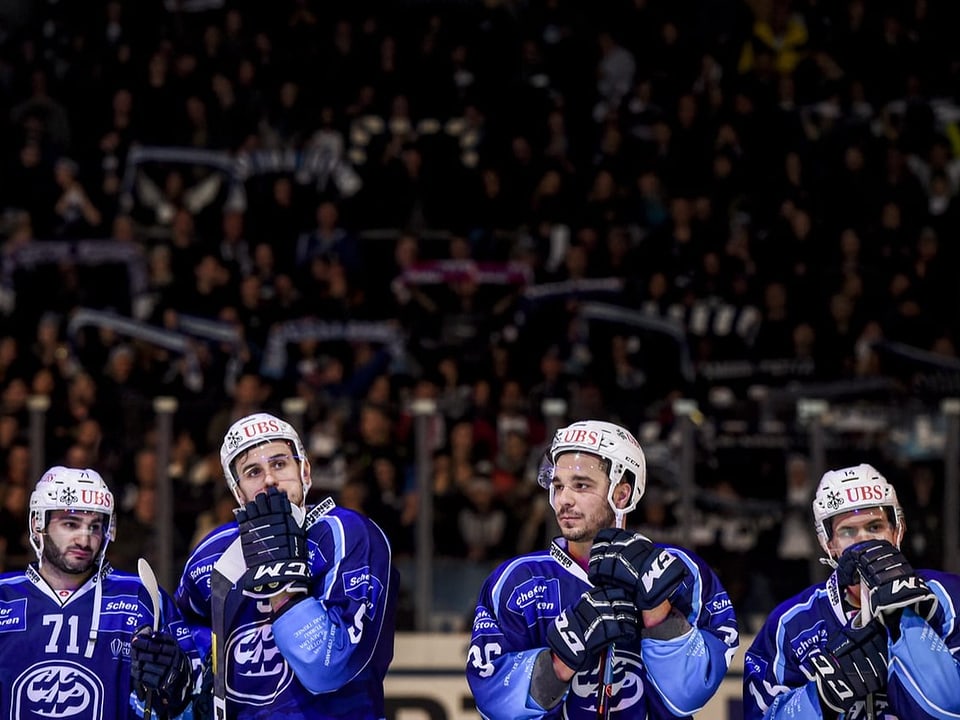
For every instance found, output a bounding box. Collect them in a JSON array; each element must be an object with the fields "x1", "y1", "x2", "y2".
[
  {"x1": 596, "y1": 512, "x2": 626, "y2": 719},
  {"x1": 858, "y1": 581, "x2": 876, "y2": 720},
  {"x1": 211, "y1": 539, "x2": 245, "y2": 720},
  {"x1": 138, "y1": 558, "x2": 161, "y2": 720}
]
